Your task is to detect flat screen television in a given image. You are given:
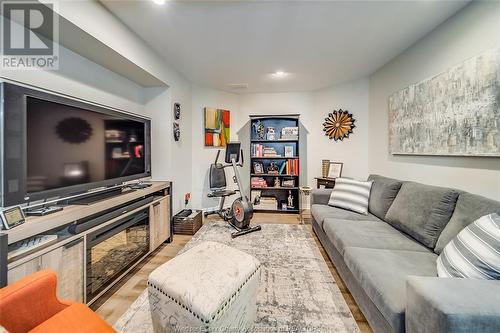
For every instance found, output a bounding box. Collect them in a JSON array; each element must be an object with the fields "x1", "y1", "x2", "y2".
[{"x1": 1, "y1": 82, "x2": 151, "y2": 207}]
